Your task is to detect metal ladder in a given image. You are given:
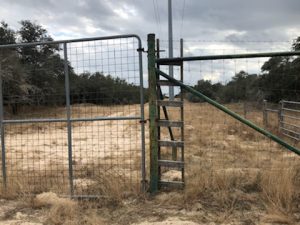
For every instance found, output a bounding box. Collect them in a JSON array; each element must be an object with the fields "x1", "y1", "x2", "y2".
[{"x1": 156, "y1": 39, "x2": 184, "y2": 189}]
